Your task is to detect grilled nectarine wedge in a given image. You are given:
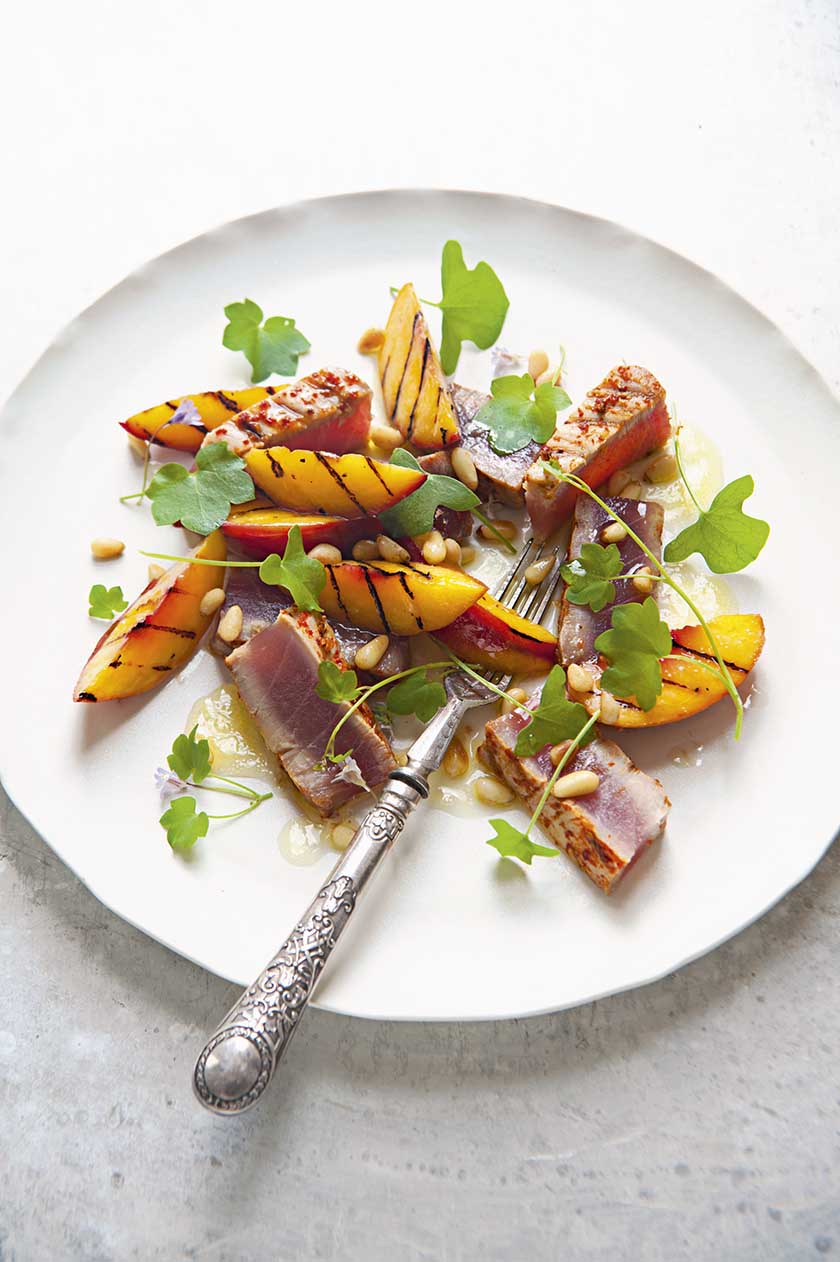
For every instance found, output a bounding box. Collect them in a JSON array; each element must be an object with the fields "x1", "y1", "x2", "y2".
[
  {"x1": 435, "y1": 595, "x2": 557, "y2": 675},
  {"x1": 245, "y1": 448, "x2": 425, "y2": 518},
  {"x1": 318, "y1": 561, "x2": 486, "y2": 635},
  {"x1": 222, "y1": 508, "x2": 379, "y2": 559},
  {"x1": 121, "y1": 388, "x2": 283, "y2": 452},
  {"x1": 581, "y1": 613, "x2": 765, "y2": 727},
  {"x1": 73, "y1": 531, "x2": 227, "y2": 702},
  {"x1": 379, "y1": 284, "x2": 459, "y2": 450}
]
